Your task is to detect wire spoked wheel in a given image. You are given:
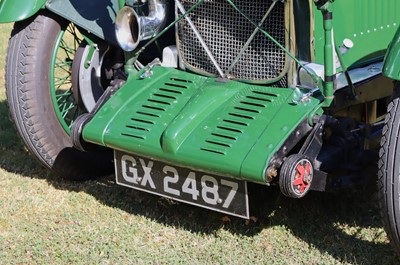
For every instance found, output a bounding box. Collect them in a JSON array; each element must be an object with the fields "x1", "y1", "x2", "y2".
[{"x1": 50, "y1": 23, "x2": 85, "y2": 134}]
